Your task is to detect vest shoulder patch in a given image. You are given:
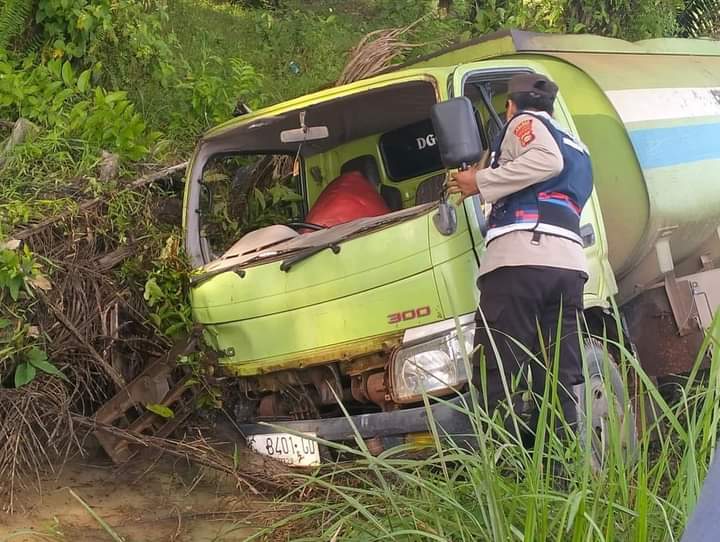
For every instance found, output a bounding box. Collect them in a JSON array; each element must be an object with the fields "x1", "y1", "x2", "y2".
[{"x1": 513, "y1": 119, "x2": 535, "y2": 147}]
